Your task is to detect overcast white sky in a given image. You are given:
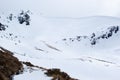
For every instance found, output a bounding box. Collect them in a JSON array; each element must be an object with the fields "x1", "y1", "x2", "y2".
[{"x1": 0, "y1": 0, "x2": 120, "y2": 17}]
